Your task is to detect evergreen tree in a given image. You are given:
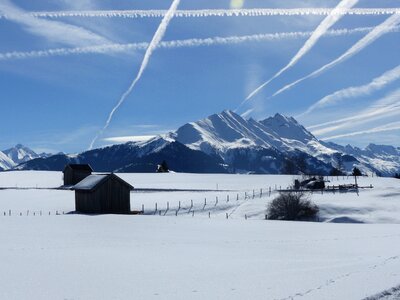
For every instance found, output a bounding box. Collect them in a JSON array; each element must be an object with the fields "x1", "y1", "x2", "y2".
[{"x1": 352, "y1": 167, "x2": 362, "y2": 176}]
